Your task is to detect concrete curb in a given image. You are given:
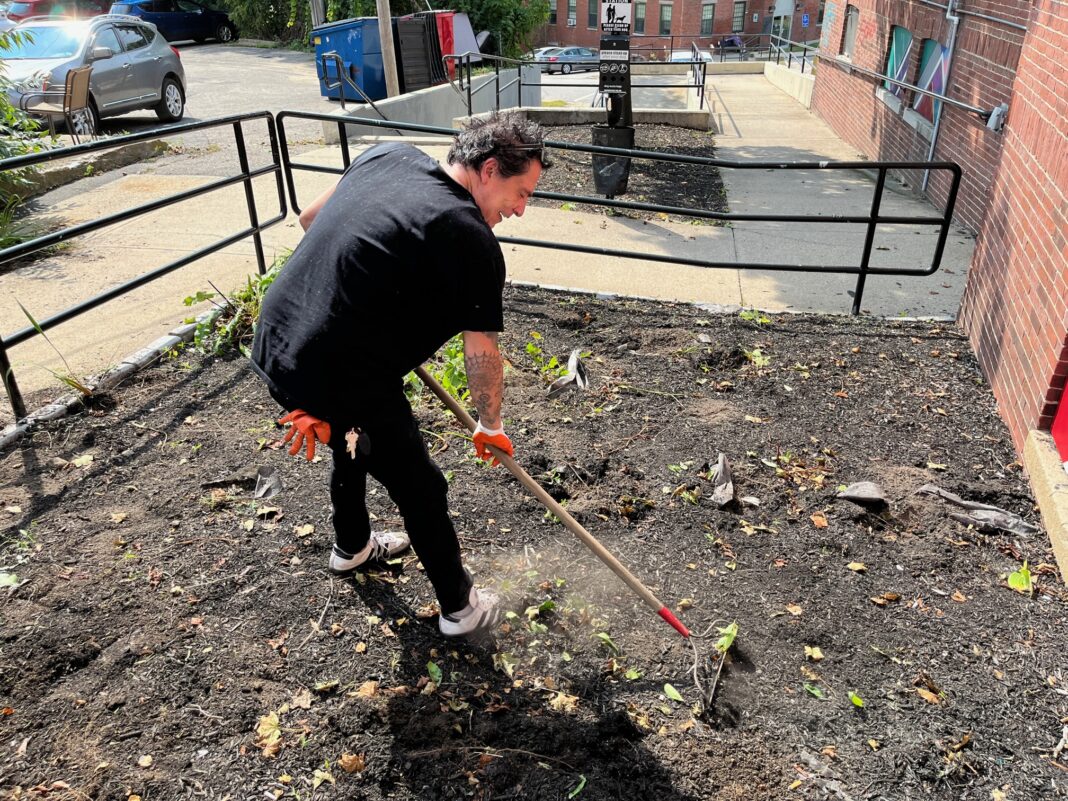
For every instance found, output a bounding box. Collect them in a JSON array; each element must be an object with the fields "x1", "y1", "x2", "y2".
[
  {"x1": 26, "y1": 138, "x2": 171, "y2": 199},
  {"x1": 1023, "y1": 430, "x2": 1068, "y2": 584},
  {"x1": 0, "y1": 312, "x2": 216, "y2": 451}
]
